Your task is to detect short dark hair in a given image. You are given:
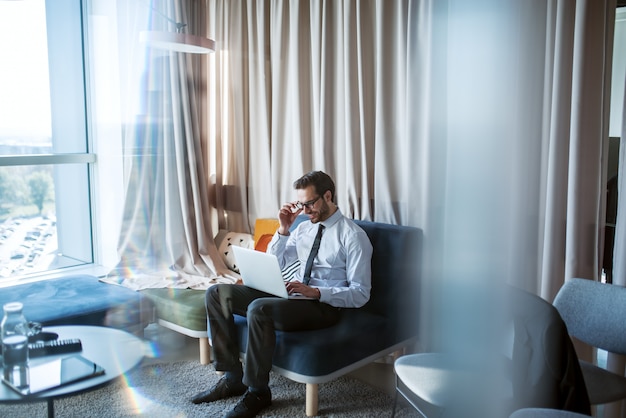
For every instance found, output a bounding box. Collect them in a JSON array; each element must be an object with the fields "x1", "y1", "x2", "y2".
[{"x1": 293, "y1": 171, "x2": 335, "y2": 202}]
